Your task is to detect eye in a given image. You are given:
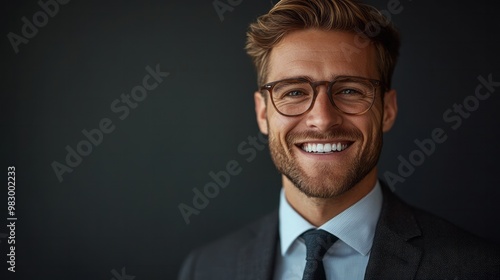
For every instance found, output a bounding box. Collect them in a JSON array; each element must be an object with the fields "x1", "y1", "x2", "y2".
[
  {"x1": 339, "y1": 88, "x2": 362, "y2": 95},
  {"x1": 284, "y1": 90, "x2": 305, "y2": 97},
  {"x1": 273, "y1": 80, "x2": 311, "y2": 100}
]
